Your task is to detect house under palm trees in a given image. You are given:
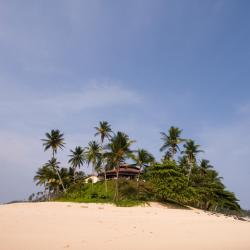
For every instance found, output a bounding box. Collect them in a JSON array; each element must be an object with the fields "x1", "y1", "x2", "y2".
[{"x1": 98, "y1": 164, "x2": 140, "y2": 180}]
